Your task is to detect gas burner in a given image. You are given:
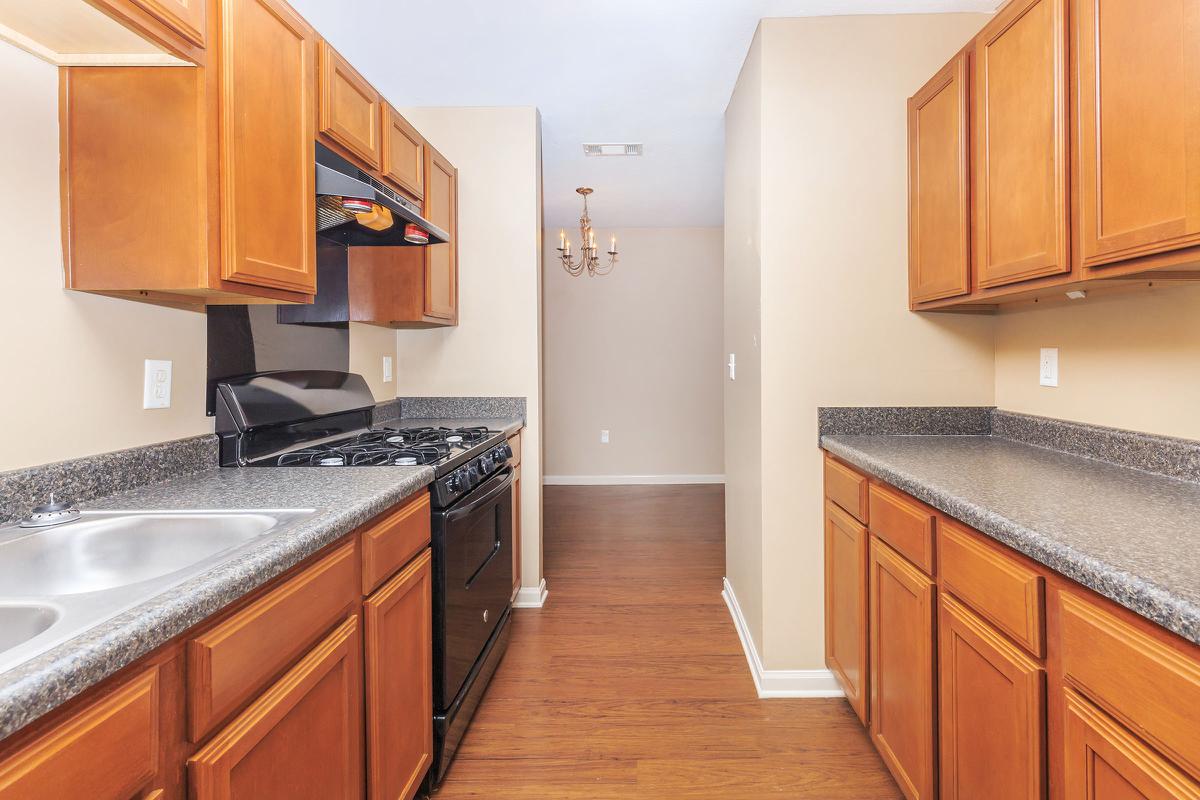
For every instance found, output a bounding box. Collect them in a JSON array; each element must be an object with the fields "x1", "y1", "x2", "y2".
[
  {"x1": 372, "y1": 426, "x2": 493, "y2": 448},
  {"x1": 276, "y1": 439, "x2": 452, "y2": 467}
]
